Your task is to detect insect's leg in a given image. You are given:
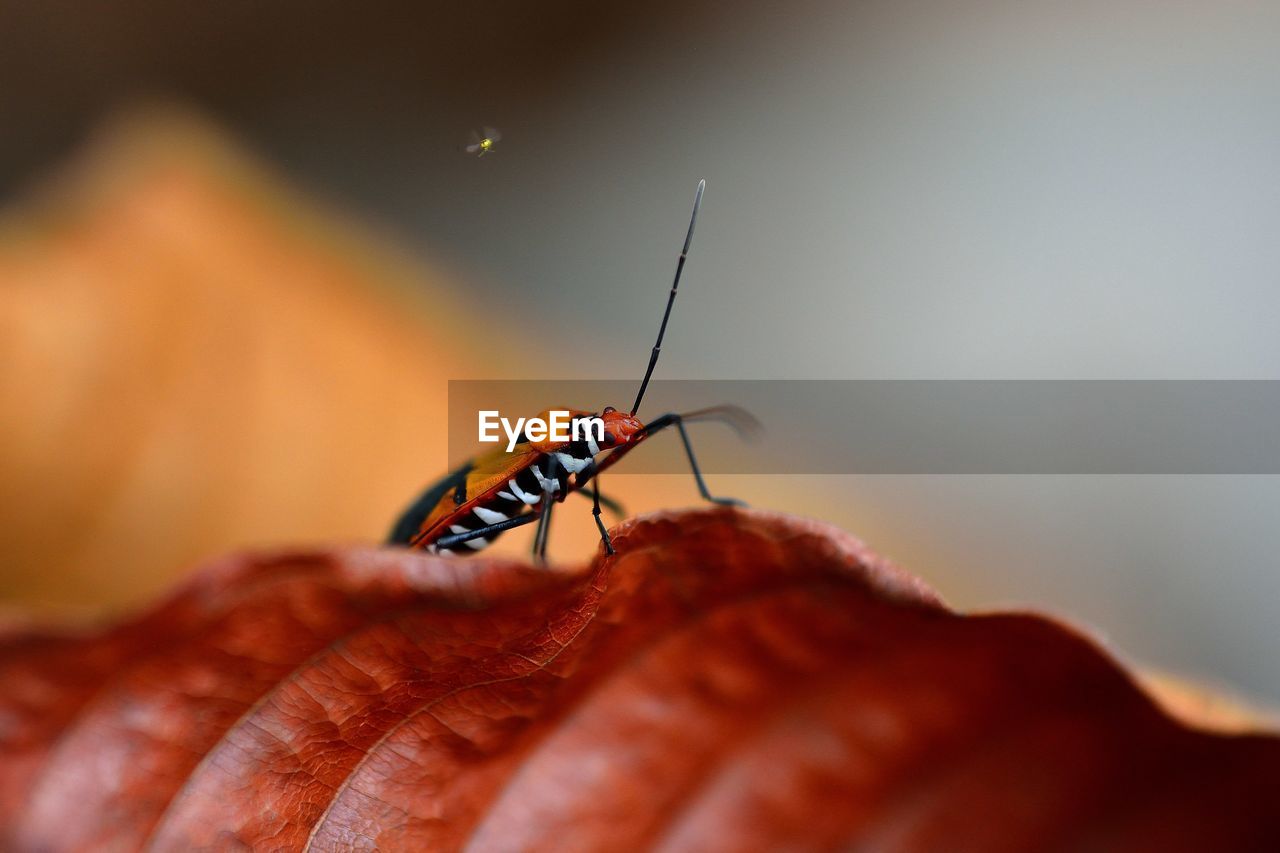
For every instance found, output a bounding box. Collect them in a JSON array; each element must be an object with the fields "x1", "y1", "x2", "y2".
[
  {"x1": 673, "y1": 416, "x2": 744, "y2": 506},
  {"x1": 573, "y1": 462, "x2": 626, "y2": 518},
  {"x1": 433, "y1": 511, "x2": 540, "y2": 549},
  {"x1": 532, "y1": 499, "x2": 556, "y2": 561},
  {"x1": 538, "y1": 498, "x2": 556, "y2": 561},
  {"x1": 531, "y1": 455, "x2": 560, "y2": 561},
  {"x1": 643, "y1": 413, "x2": 746, "y2": 507},
  {"x1": 591, "y1": 471, "x2": 615, "y2": 555},
  {"x1": 574, "y1": 485, "x2": 626, "y2": 519},
  {"x1": 532, "y1": 504, "x2": 549, "y2": 560}
]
